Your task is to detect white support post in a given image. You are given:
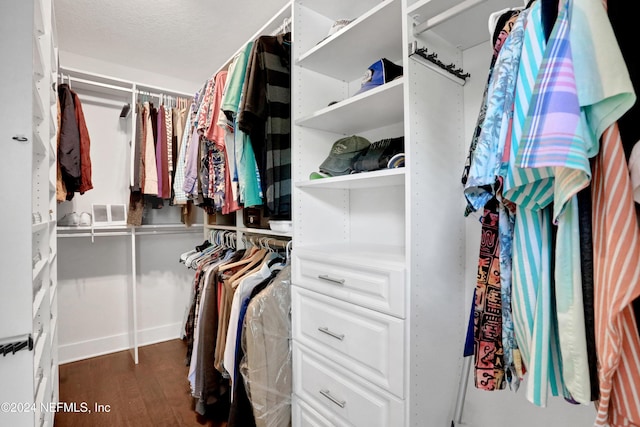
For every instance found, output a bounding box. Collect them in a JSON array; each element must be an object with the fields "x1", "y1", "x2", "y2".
[
  {"x1": 131, "y1": 226, "x2": 138, "y2": 364},
  {"x1": 130, "y1": 84, "x2": 137, "y2": 189}
]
